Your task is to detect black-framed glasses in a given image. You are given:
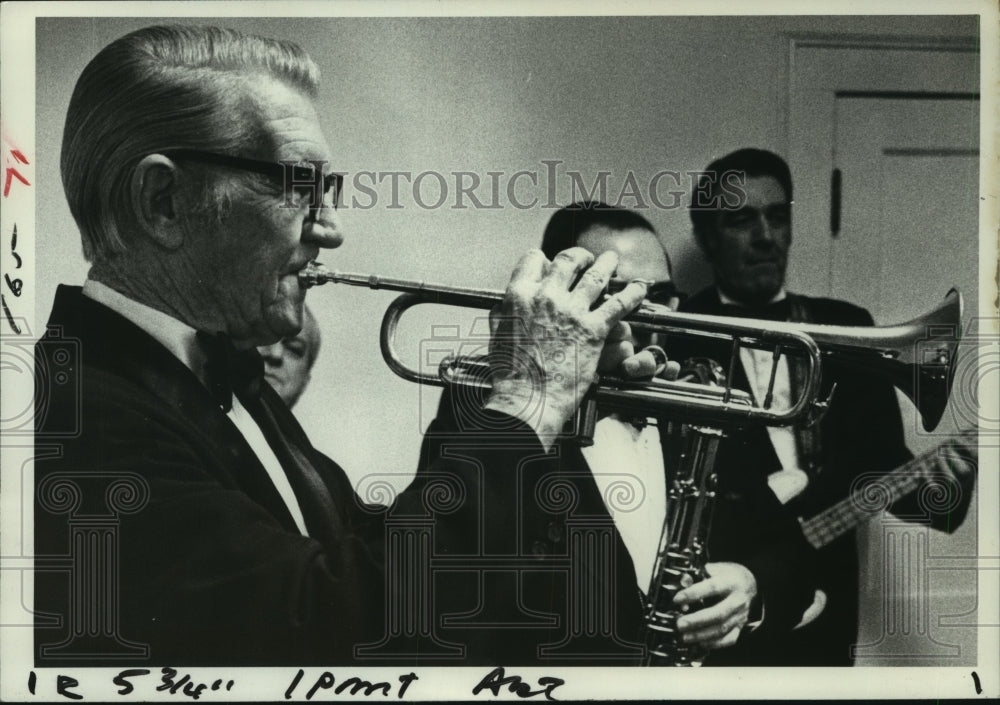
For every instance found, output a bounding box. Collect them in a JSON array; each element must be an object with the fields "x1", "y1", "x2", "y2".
[
  {"x1": 643, "y1": 280, "x2": 685, "y2": 306},
  {"x1": 163, "y1": 149, "x2": 343, "y2": 212},
  {"x1": 607, "y1": 278, "x2": 685, "y2": 307}
]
